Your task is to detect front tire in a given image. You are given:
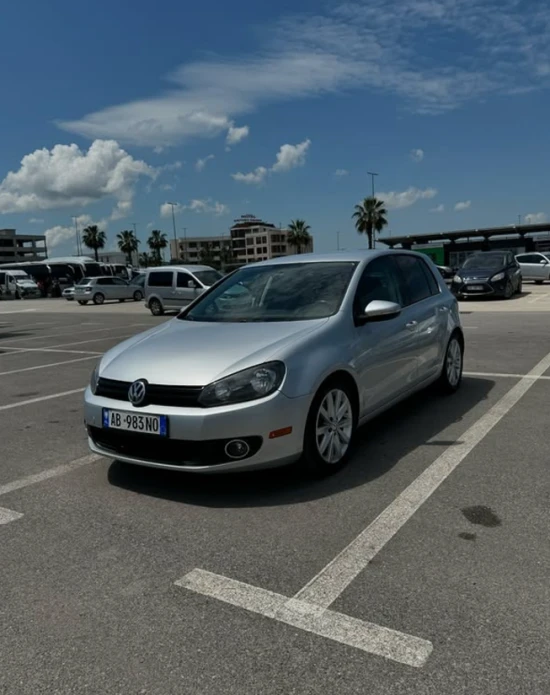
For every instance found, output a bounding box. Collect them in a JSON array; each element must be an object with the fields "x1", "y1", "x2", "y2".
[
  {"x1": 78, "y1": 300, "x2": 88, "y2": 305},
  {"x1": 93, "y1": 293, "x2": 105, "y2": 305},
  {"x1": 300, "y1": 379, "x2": 357, "y2": 477},
  {"x1": 149, "y1": 298, "x2": 164, "y2": 316},
  {"x1": 438, "y1": 334, "x2": 463, "y2": 394}
]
